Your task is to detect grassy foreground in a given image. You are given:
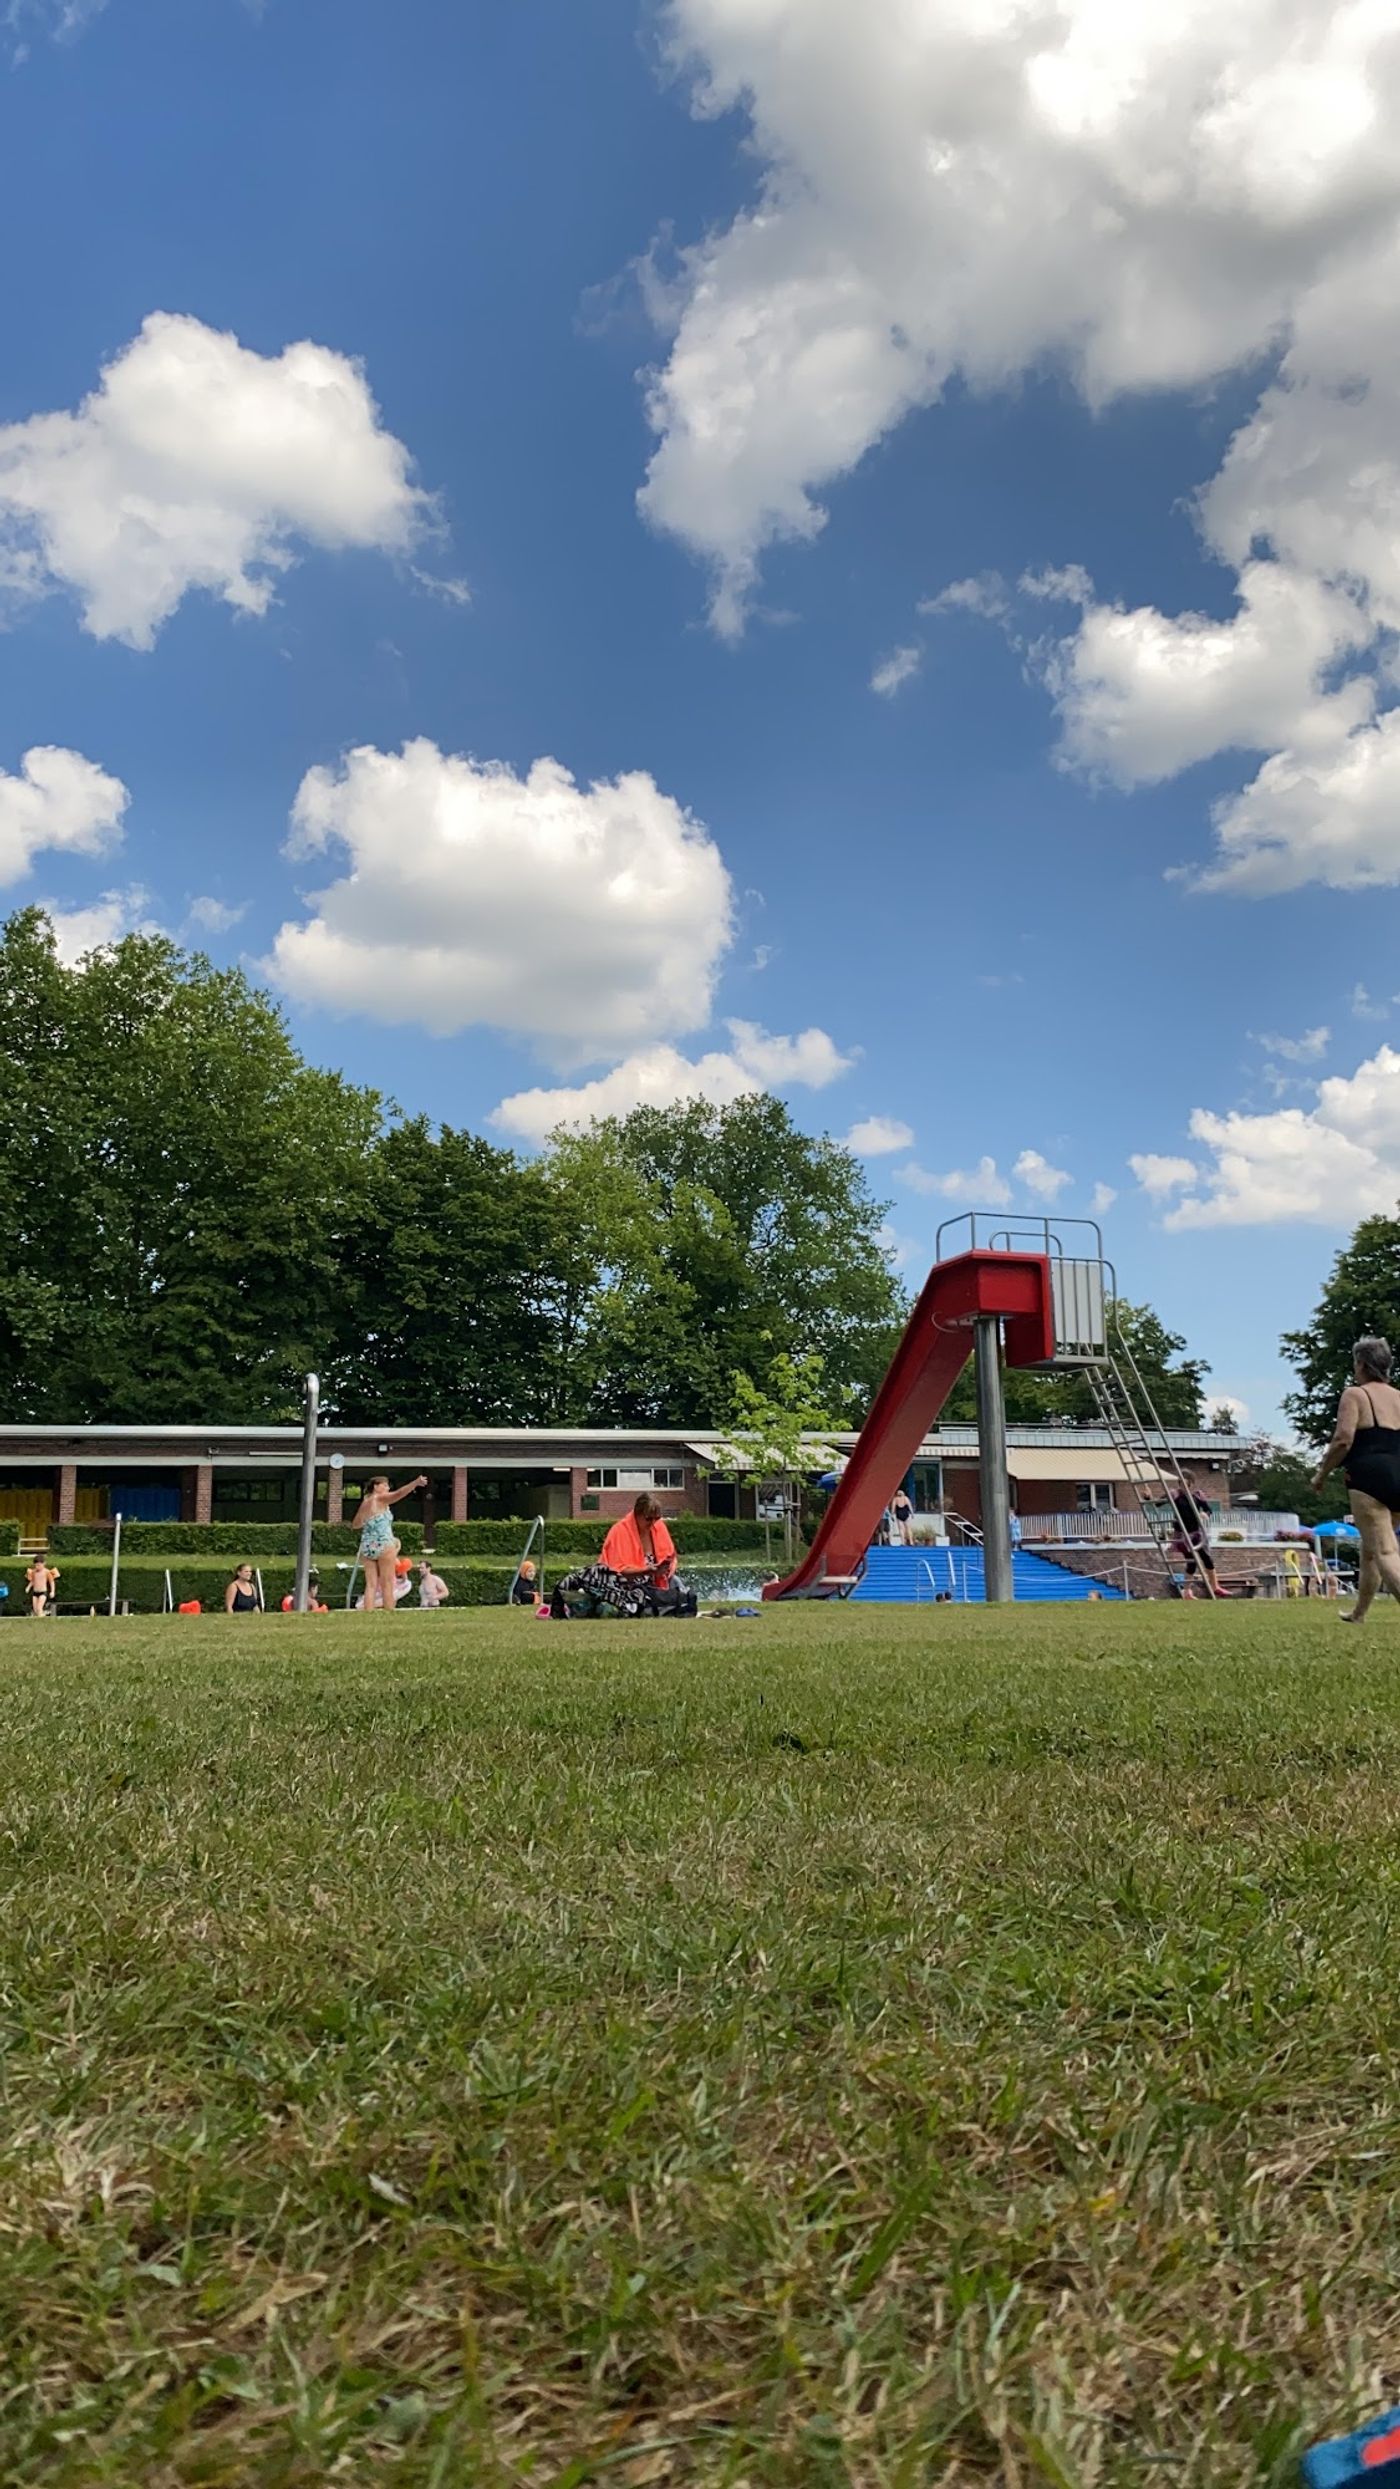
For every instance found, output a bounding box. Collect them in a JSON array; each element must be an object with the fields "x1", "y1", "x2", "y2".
[{"x1": 3, "y1": 1604, "x2": 1399, "y2": 2487}]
